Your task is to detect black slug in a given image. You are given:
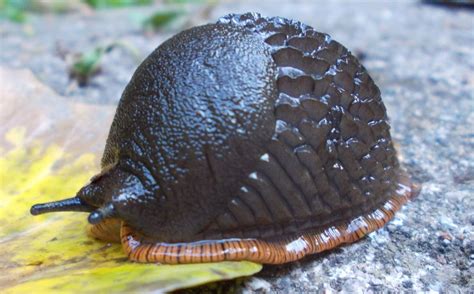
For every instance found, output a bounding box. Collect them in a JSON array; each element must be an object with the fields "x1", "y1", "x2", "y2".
[{"x1": 30, "y1": 13, "x2": 420, "y2": 264}]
